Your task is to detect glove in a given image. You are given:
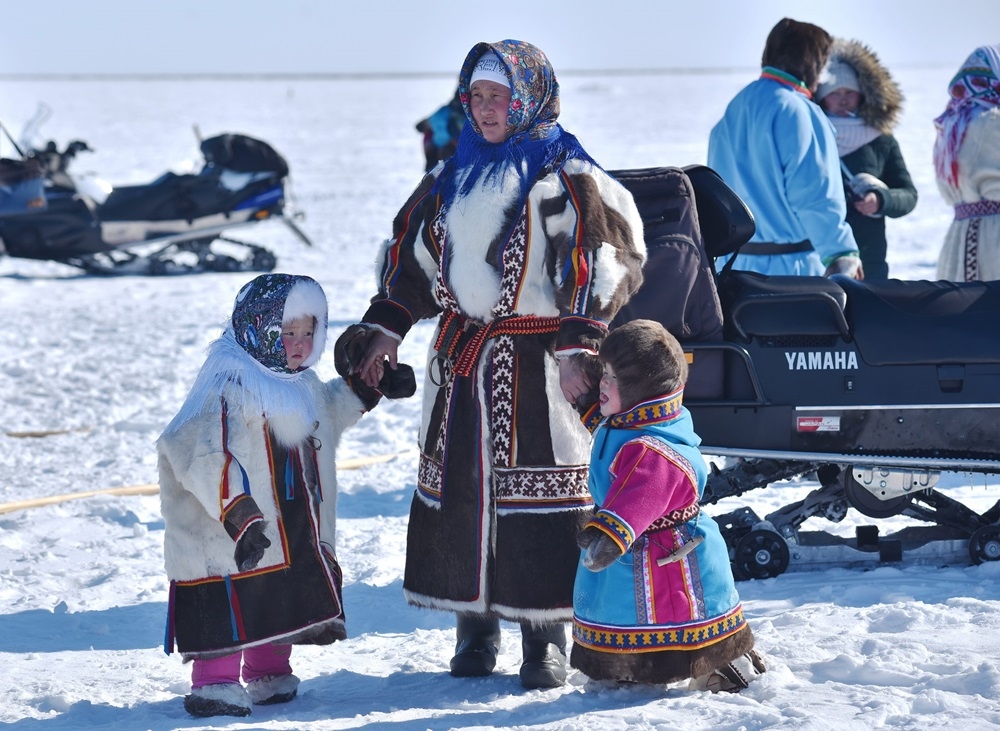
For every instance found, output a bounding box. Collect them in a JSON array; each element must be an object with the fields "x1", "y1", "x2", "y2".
[
  {"x1": 379, "y1": 362, "x2": 416, "y2": 399},
  {"x1": 581, "y1": 530, "x2": 623, "y2": 572},
  {"x1": 824, "y1": 256, "x2": 864, "y2": 281},
  {"x1": 334, "y1": 324, "x2": 379, "y2": 378},
  {"x1": 234, "y1": 521, "x2": 271, "y2": 572}
]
